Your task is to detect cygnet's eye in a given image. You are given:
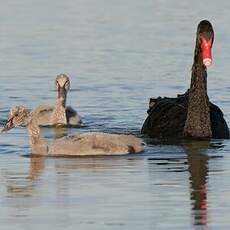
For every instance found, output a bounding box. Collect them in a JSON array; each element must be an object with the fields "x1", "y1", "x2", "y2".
[{"x1": 65, "y1": 80, "x2": 70, "y2": 89}]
